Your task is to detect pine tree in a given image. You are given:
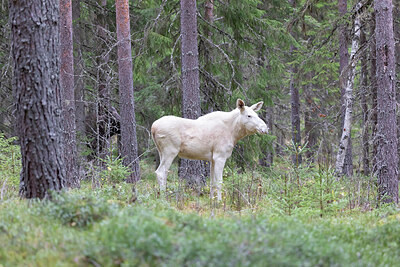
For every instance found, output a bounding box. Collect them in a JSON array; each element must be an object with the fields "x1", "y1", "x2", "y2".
[
  {"x1": 179, "y1": 0, "x2": 205, "y2": 190},
  {"x1": 116, "y1": 0, "x2": 141, "y2": 182},
  {"x1": 375, "y1": 0, "x2": 398, "y2": 204},
  {"x1": 60, "y1": 0, "x2": 79, "y2": 187},
  {"x1": 10, "y1": 0, "x2": 66, "y2": 198}
]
